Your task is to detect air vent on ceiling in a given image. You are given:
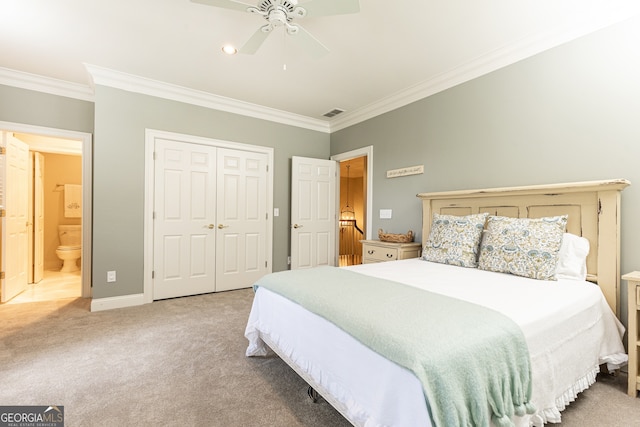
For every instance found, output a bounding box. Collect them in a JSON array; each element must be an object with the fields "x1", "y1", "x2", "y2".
[{"x1": 323, "y1": 108, "x2": 345, "y2": 118}]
